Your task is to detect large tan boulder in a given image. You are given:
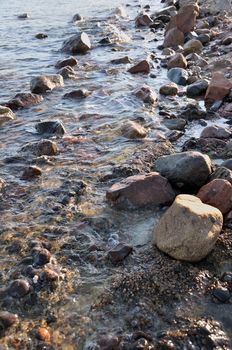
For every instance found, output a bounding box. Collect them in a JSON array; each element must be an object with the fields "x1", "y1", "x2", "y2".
[
  {"x1": 153, "y1": 194, "x2": 223, "y2": 262},
  {"x1": 165, "y1": 4, "x2": 199, "y2": 34},
  {"x1": 205, "y1": 72, "x2": 232, "y2": 104}
]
